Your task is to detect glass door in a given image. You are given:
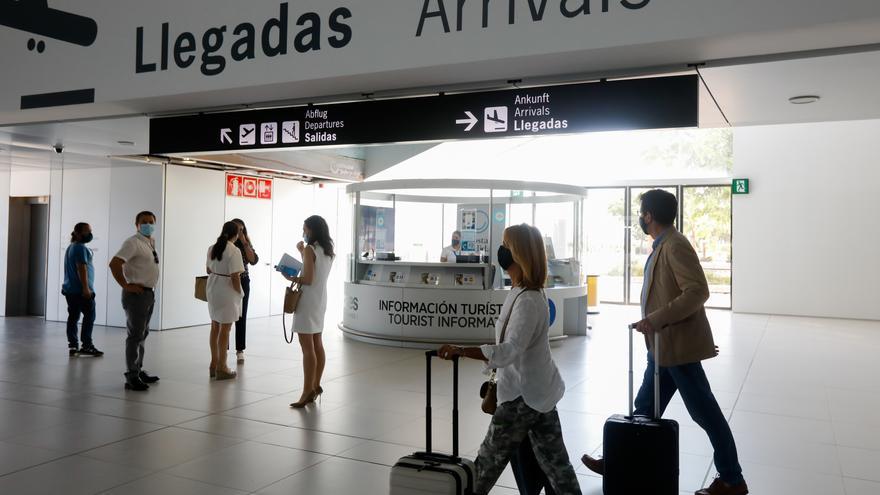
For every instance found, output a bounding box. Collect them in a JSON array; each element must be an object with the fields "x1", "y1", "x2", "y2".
[
  {"x1": 682, "y1": 186, "x2": 732, "y2": 309},
  {"x1": 628, "y1": 187, "x2": 678, "y2": 306}
]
